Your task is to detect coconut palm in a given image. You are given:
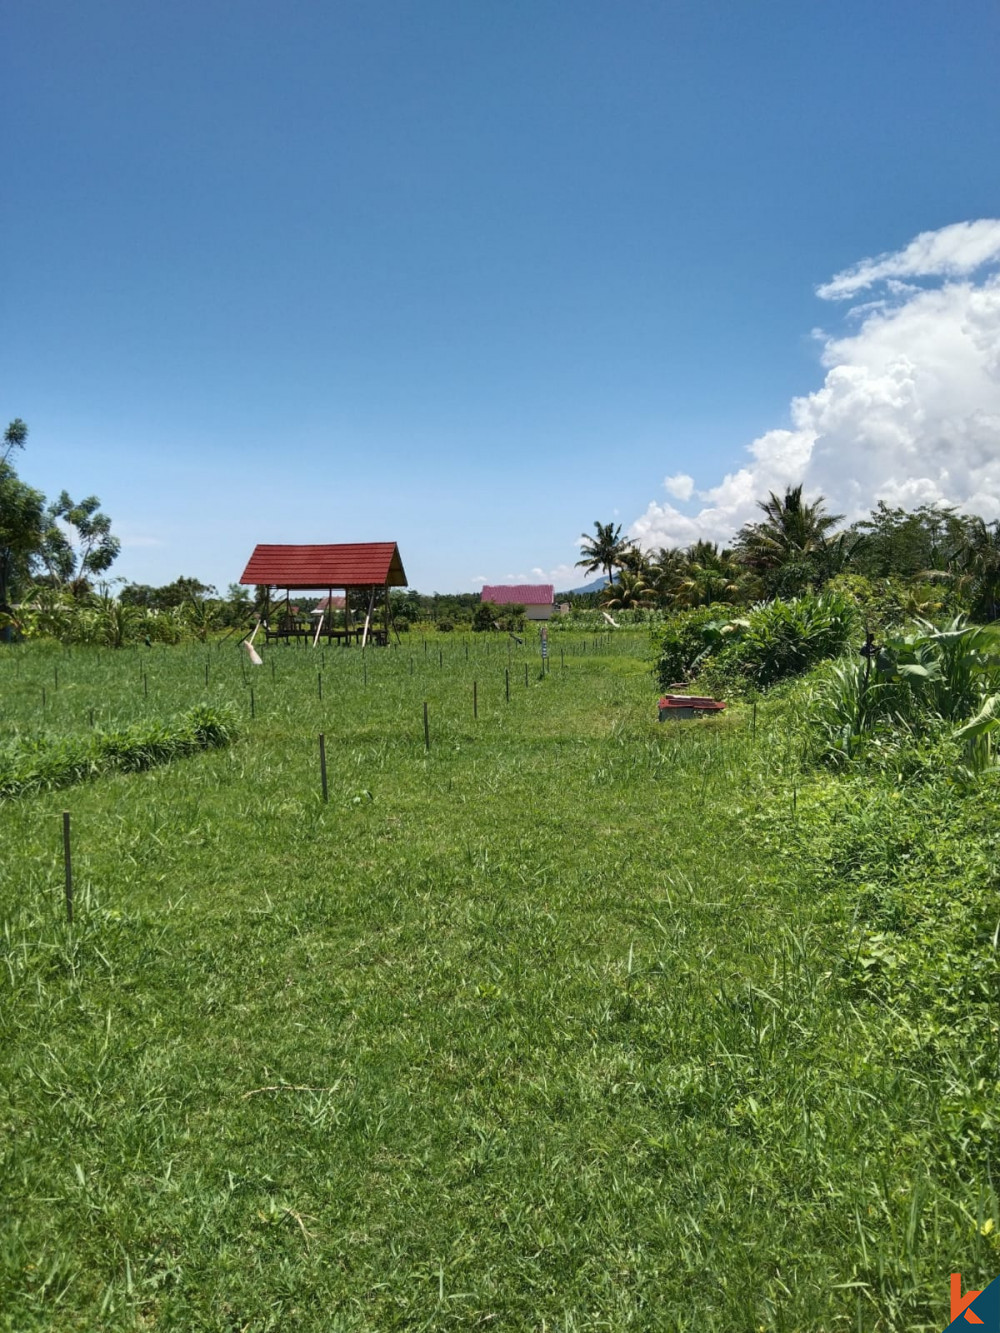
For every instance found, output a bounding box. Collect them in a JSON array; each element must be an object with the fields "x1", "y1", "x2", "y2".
[
  {"x1": 577, "y1": 521, "x2": 631, "y2": 588},
  {"x1": 674, "y1": 542, "x2": 745, "y2": 608},
  {"x1": 953, "y1": 518, "x2": 1000, "y2": 622},
  {"x1": 734, "y1": 485, "x2": 843, "y2": 594},
  {"x1": 602, "y1": 569, "x2": 656, "y2": 610}
]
